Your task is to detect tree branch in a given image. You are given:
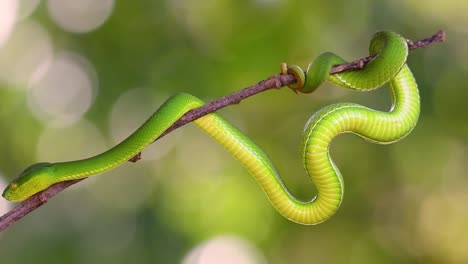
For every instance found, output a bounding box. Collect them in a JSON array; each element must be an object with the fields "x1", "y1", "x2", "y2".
[{"x1": 0, "y1": 30, "x2": 445, "y2": 233}]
